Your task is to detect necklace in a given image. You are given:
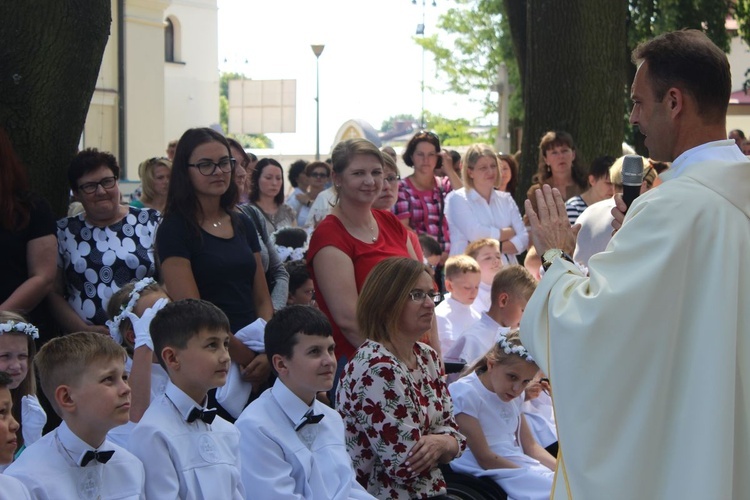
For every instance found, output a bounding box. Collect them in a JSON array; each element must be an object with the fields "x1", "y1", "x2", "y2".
[
  {"x1": 336, "y1": 208, "x2": 377, "y2": 243},
  {"x1": 212, "y1": 219, "x2": 222, "y2": 228}
]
